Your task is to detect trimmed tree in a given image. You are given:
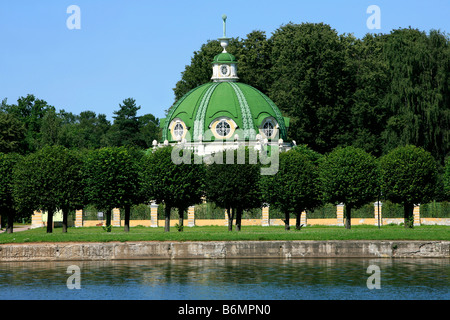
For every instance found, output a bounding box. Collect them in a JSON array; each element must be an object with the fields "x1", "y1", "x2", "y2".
[
  {"x1": 83, "y1": 146, "x2": 142, "y2": 232},
  {"x1": 13, "y1": 145, "x2": 84, "y2": 233},
  {"x1": 379, "y1": 145, "x2": 438, "y2": 228},
  {"x1": 0, "y1": 153, "x2": 22, "y2": 233},
  {"x1": 262, "y1": 146, "x2": 322, "y2": 230},
  {"x1": 171, "y1": 147, "x2": 205, "y2": 231},
  {"x1": 58, "y1": 149, "x2": 84, "y2": 233},
  {"x1": 123, "y1": 148, "x2": 146, "y2": 232},
  {"x1": 319, "y1": 146, "x2": 378, "y2": 229},
  {"x1": 141, "y1": 146, "x2": 205, "y2": 232},
  {"x1": 205, "y1": 147, "x2": 262, "y2": 231}
]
